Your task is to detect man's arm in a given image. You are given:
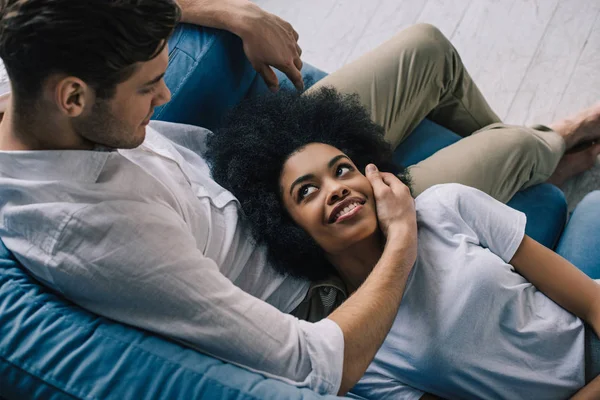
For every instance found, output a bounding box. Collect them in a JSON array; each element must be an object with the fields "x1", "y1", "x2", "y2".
[
  {"x1": 329, "y1": 165, "x2": 418, "y2": 395},
  {"x1": 176, "y1": 0, "x2": 303, "y2": 91},
  {"x1": 42, "y1": 185, "x2": 416, "y2": 396}
]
